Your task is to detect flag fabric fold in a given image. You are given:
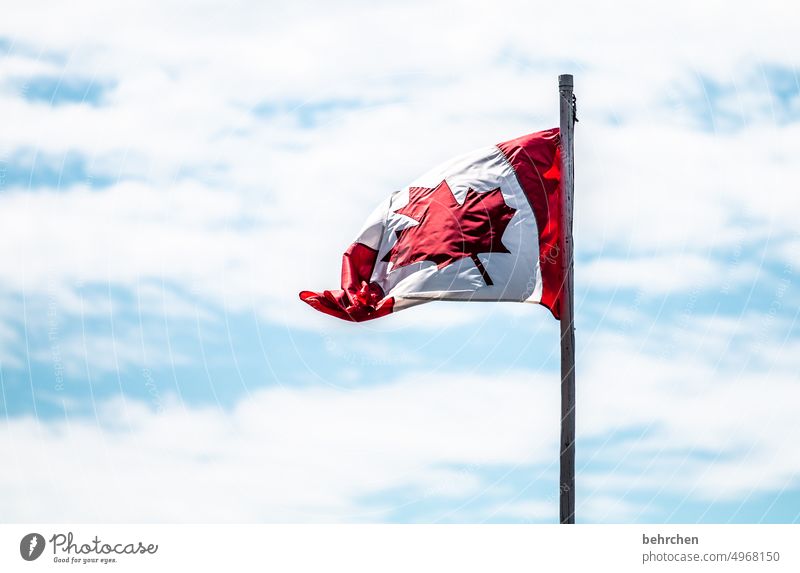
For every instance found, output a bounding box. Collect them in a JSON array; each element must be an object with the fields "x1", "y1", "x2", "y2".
[{"x1": 300, "y1": 127, "x2": 564, "y2": 322}]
